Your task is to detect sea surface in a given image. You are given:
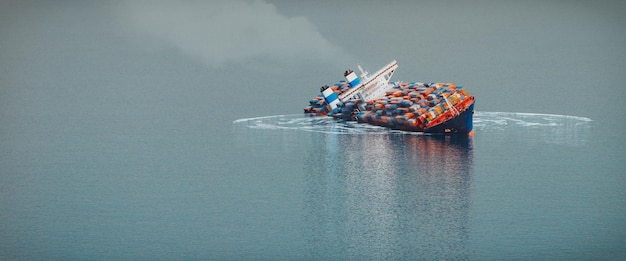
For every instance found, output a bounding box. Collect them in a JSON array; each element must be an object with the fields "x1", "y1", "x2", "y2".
[
  {"x1": 1, "y1": 1, "x2": 625, "y2": 260},
  {"x1": 2, "y1": 110, "x2": 624, "y2": 260},
  {"x1": 230, "y1": 112, "x2": 620, "y2": 260}
]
